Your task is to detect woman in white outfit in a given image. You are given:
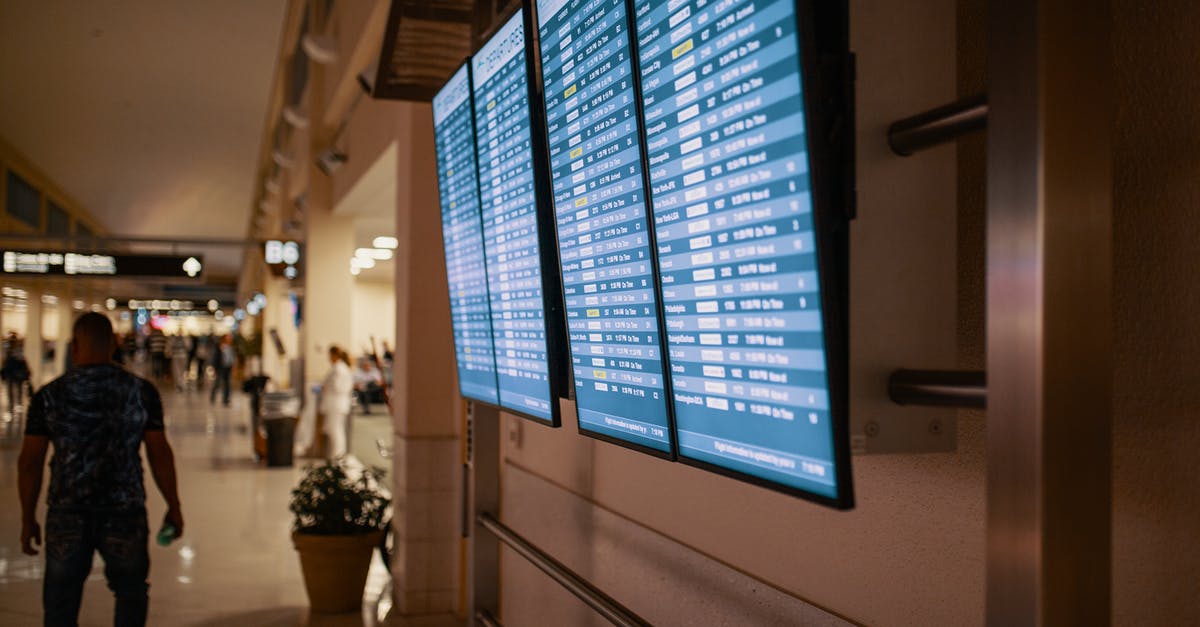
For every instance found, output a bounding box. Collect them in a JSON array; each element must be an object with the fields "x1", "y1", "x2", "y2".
[{"x1": 319, "y1": 346, "x2": 355, "y2": 458}]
